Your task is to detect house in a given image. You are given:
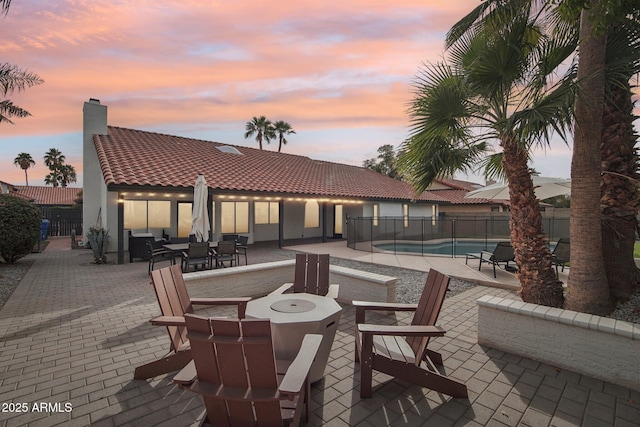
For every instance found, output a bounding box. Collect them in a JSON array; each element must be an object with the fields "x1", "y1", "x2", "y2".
[
  {"x1": 426, "y1": 178, "x2": 510, "y2": 215},
  {"x1": 7, "y1": 185, "x2": 82, "y2": 236},
  {"x1": 0, "y1": 180, "x2": 30, "y2": 200},
  {"x1": 82, "y1": 99, "x2": 448, "y2": 263},
  {"x1": 13, "y1": 186, "x2": 81, "y2": 206}
]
